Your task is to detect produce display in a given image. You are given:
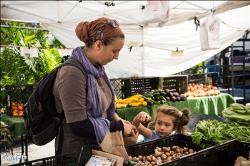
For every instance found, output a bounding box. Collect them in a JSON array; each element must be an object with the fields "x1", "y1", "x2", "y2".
[
  {"x1": 10, "y1": 102, "x2": 24, "y2": 117},
  {"x1": 129, "y1": 145, "x2": 194, "y2": 165},
  {"x1": 222, "y1": 103, "x2": 250, "y2": 125},
  {"x1": 185, "y1": 83, "x2": 220, "y2": 97},
  {"x1": 115, "y1": 94, "x2": 147, "y2": 109},
  {"x1": 192, "y1": 120, "x2": 250, "y2": 148},
  {"x1": 143, "y1": 89, "x2": 187, "y2": 104}
]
